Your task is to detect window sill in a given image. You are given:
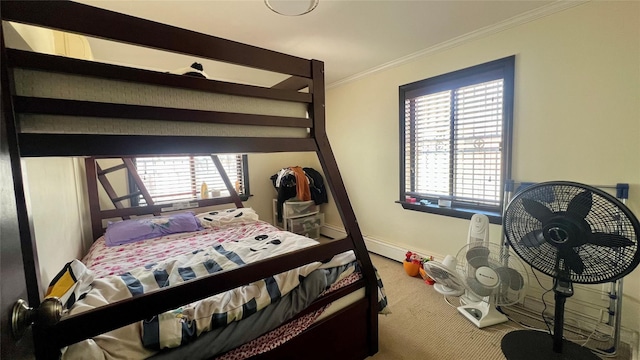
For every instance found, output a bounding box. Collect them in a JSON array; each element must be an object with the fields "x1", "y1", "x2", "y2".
[{"x1": 397, "y1": 201, "x2": 502, "y2": 225}]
